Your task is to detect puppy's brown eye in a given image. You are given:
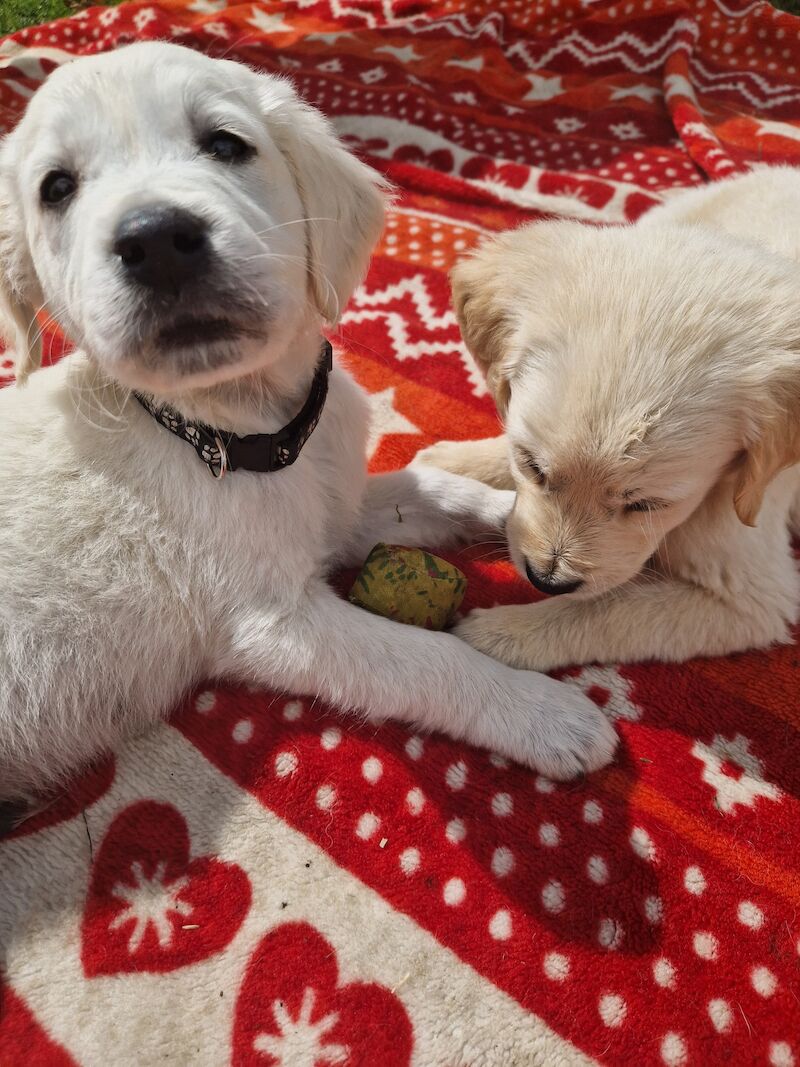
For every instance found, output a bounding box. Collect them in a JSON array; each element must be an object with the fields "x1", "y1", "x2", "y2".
[
  {"x1": 40, "y1": 170, "x2": 77, "y2": 206},
  {"x1": 202, "y1": 131, "x2": 254, "y2": 163}
]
